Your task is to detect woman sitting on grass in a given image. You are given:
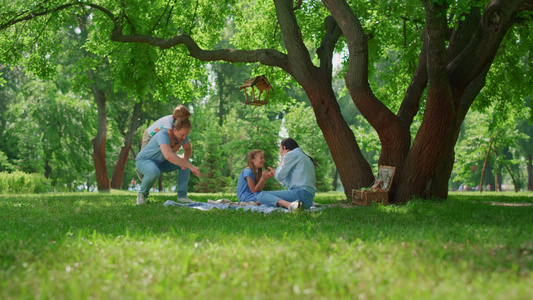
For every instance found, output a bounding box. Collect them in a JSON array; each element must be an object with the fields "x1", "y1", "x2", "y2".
[
  {"x1": 236, "y1": 149, "x2": 275, "y2": 204},
  {"x1": 257, "y1": 138, "x2": 316, "y2": 211}
]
